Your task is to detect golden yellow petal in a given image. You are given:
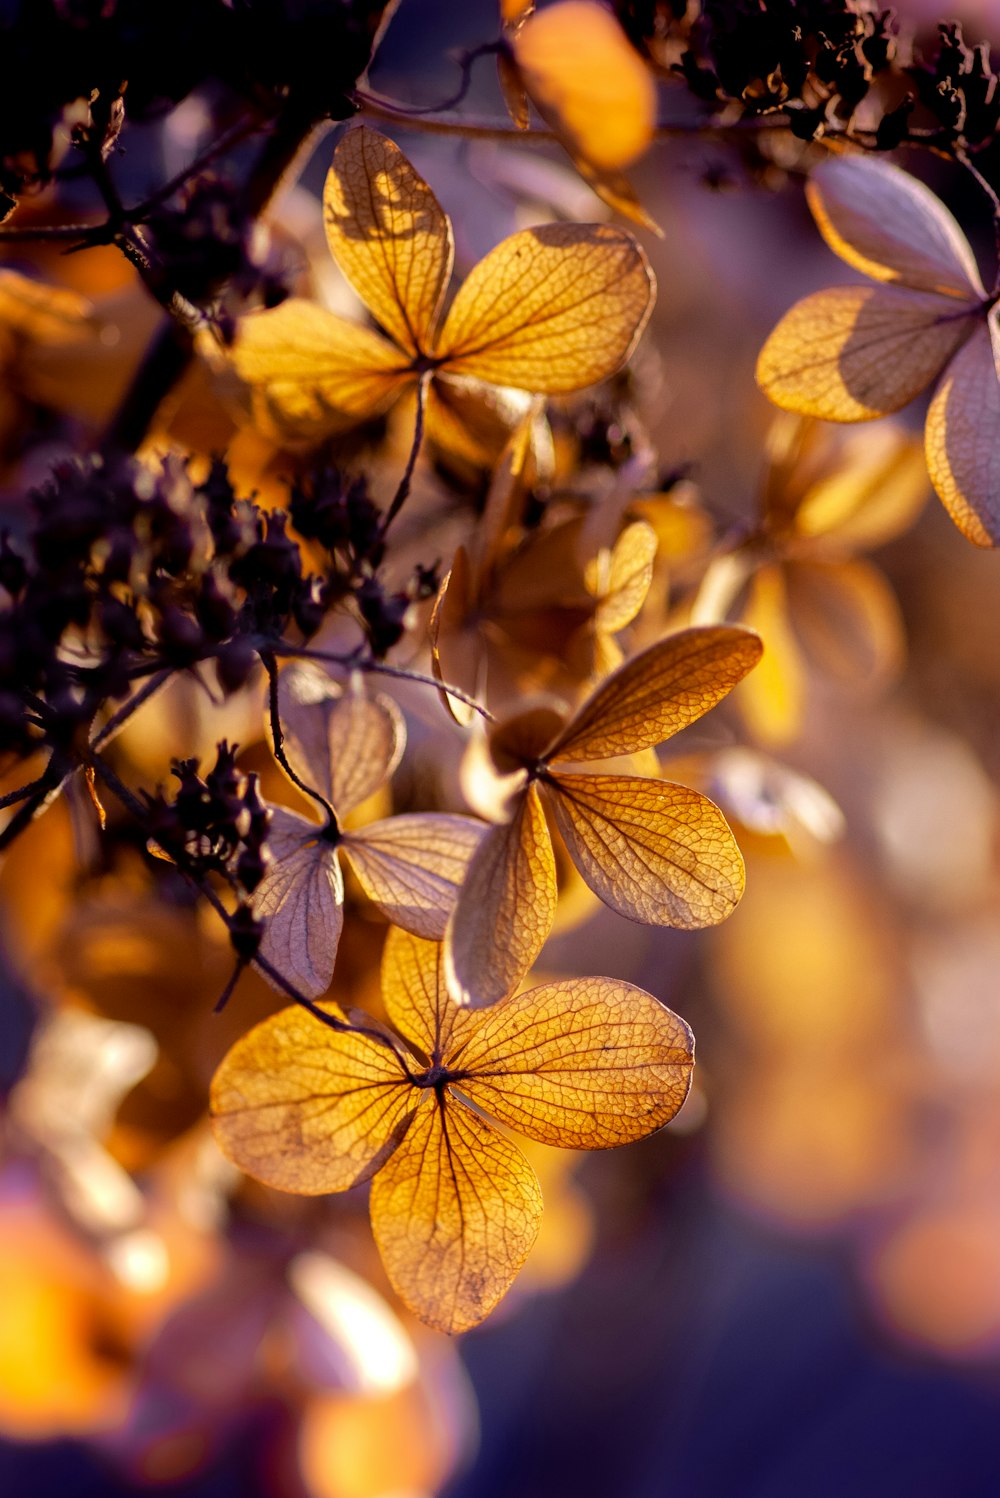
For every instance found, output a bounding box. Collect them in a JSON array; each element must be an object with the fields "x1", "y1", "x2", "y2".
[
  {"x1": 455, "y1": 976, "x2": 693, "y2": 1147},
  {"x1": 734, "y1": 566, "x2": 807, "y2": 748},
  {"x1": 793, "y1": 425, "x2": 928, "y2": 549},
  {"x1": 275, "y1": 663, "x2": 405, "y2": 814},
  {"x1": 756, "y1": 285, "x2": 977, "y2": 422},
  {"x1": 323, "y1": 127, "x2": 454, "y2": 358},
  {"x1": 543, "y1": 772, "x2": 745, "y2": 927},
  {"x1": 925, "y1": 318, "x2": 1000, "y2": 547},
  {"x1": 380, "y1": 928, "x2": 477, "y2": 1065},
  {"x1": 501, "y1": 0, "x2": 535, "y2": 26},
  {"x1": 342, "y1": 814, "x2": 485, "y2": 939},
  {"x1": 591, "y1": 519, "x2": 658, "y2": 633},
  {"x1": 511, "y1": 2, "x2": 655, "y2": 171},
  {"x1": 806, "y1": 157, "x2": 985, "y2": 300},
  {"x1": 210, "y1": 1005, "x2": 412, "y2": 1194},
  {"x1": 369, "y1": 1093, "x2": 542, "y2": 1333},
  {"x1": 437, "y1": 224, "x2": 654, "y2": 393},
  {"x1": 233, "y1": 297, "x2": 411, "y2": 443},
  {"x1": 543, "y1": 625, "x2": 763, "y2": 763},
  {"x1": 253, "y1": 807, "x2": 345, "y2": 999},
  {"x1": 445, "y1": 784, "x2": 557, "y2": 1007}
]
